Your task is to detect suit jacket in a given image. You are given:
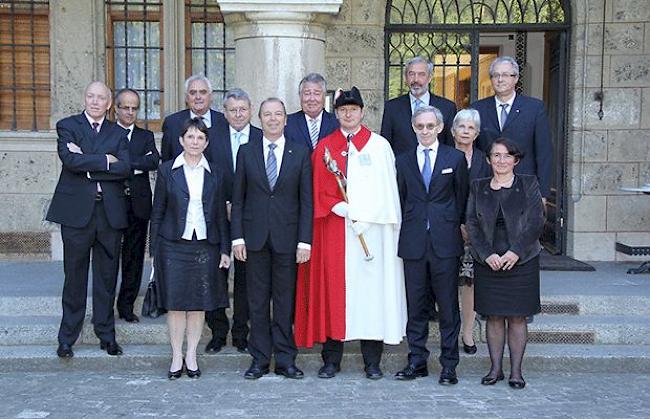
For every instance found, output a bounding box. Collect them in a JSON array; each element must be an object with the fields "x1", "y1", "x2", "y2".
[
  {"x1": 205, "y1": 123, "x2": 263, "y2": 202},
  {"x1": 471, "y1": 94, "x2": 553, "y2": 197},
  {"x1": 396, "y1": 143, "x2": 469, "y2": 260},
  {"x1": 126, "y1": 125, "x2": 160, "y2": 220},
  {"x1": 160, "y1": 109, "x2": 228, "y2": 162},
  {"x1": 46, "y1": 113, "x2": 130, "y2": 229},
  {"x1": 381, "y1": 92, "x2": 457, "y2": 156},
  {"x1": 466, "y1": 174, "x2": 544, "y2": 265},
  {"x1": 149, "y1": 159, "x2": 230, "y2": 256},
  {"x1": 285, "y1": 110, "x2": 339, "y2": 151},
  {"x1": 469, "y1": 147, "x2": 492, "y2": 182},
  {"x1": 230, "y1": 136, "x2": 313, "y2": 253}
]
